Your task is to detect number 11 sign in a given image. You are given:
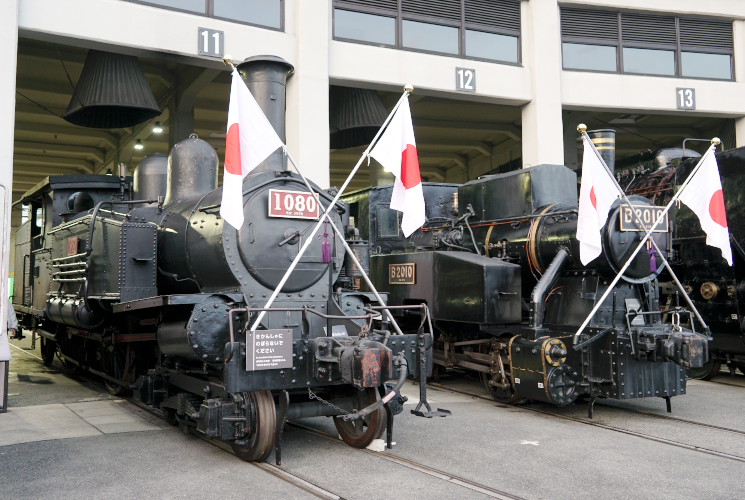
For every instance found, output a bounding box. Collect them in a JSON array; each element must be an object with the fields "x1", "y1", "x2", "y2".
[{"x1": 198, "y1": 28, "x2": 224, "y2": 58}]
